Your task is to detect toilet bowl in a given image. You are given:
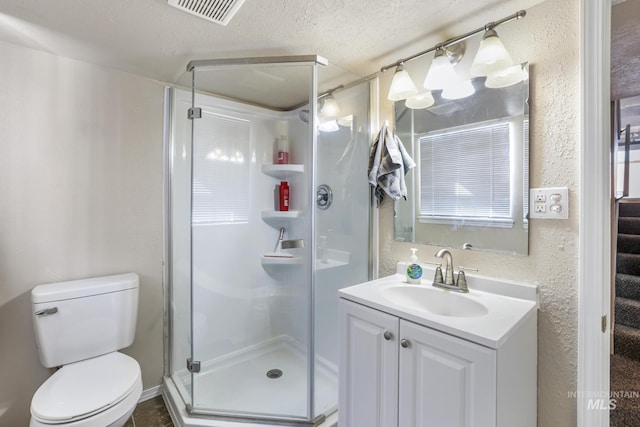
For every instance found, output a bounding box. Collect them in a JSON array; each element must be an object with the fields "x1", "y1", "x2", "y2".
[
  {"x1": 29, "y1": 273, "x2": 142, "y2": 427},
  {"x1": 30, "y1": 352, "x2": 142, "y2": 427}
]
